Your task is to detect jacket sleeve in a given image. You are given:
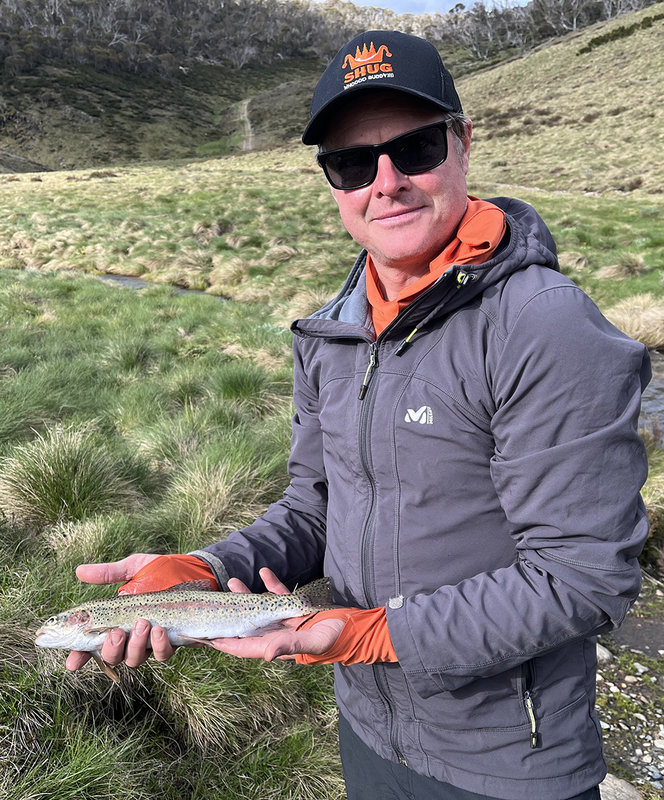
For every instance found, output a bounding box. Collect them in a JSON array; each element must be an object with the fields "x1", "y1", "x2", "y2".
[
  {"x1": 192, "y1": 339, "x2": 328, "y2": 592},
  {"x1": 387, "y1": 283, "x2": 650, "y2": 697}
]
